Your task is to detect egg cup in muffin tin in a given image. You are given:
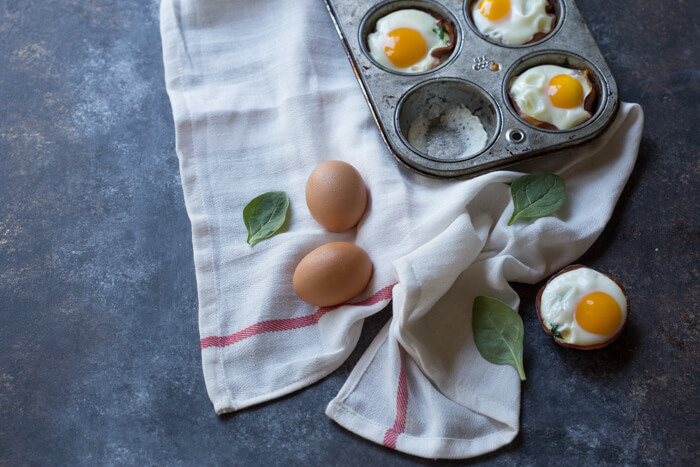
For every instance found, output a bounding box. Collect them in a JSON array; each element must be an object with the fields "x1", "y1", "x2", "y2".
[{"x1": 324, "y1": 0, "x2": 619, "y2": 178}]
